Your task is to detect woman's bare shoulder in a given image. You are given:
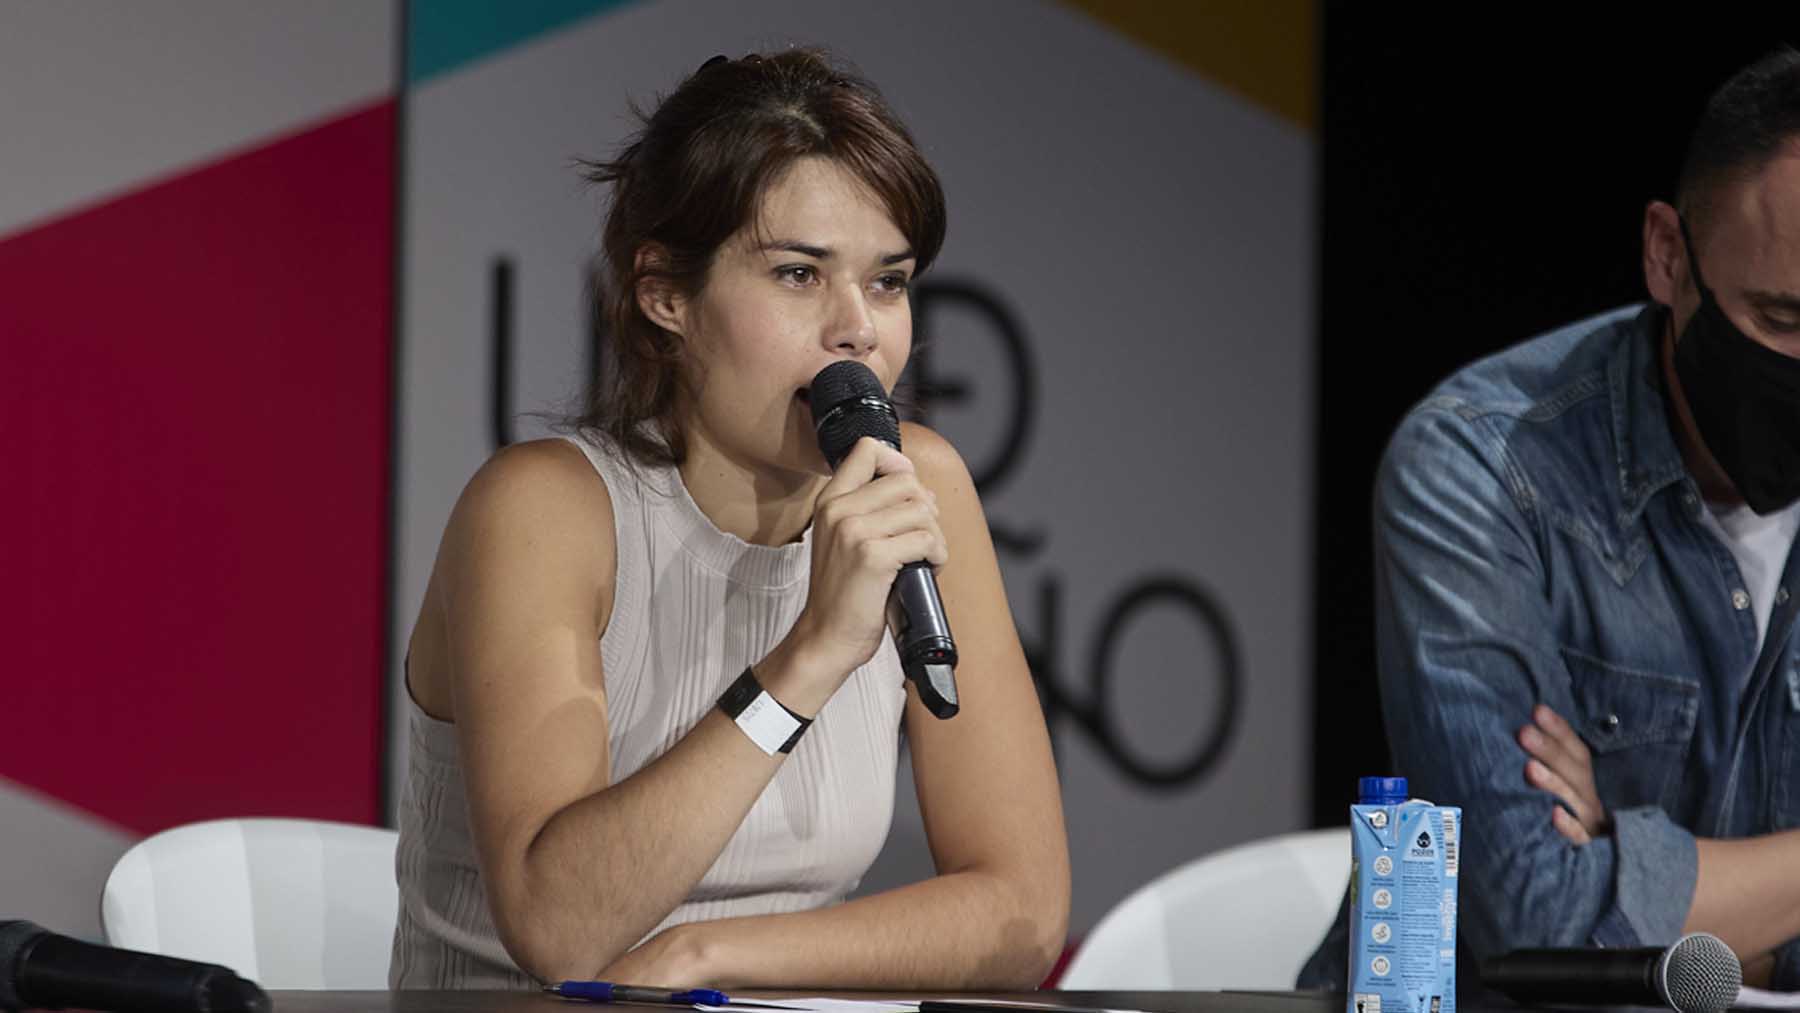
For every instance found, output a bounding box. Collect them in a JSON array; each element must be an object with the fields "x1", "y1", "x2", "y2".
[{"x1": 410, "y1": 439, "x2": 620, "y2": 715}]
